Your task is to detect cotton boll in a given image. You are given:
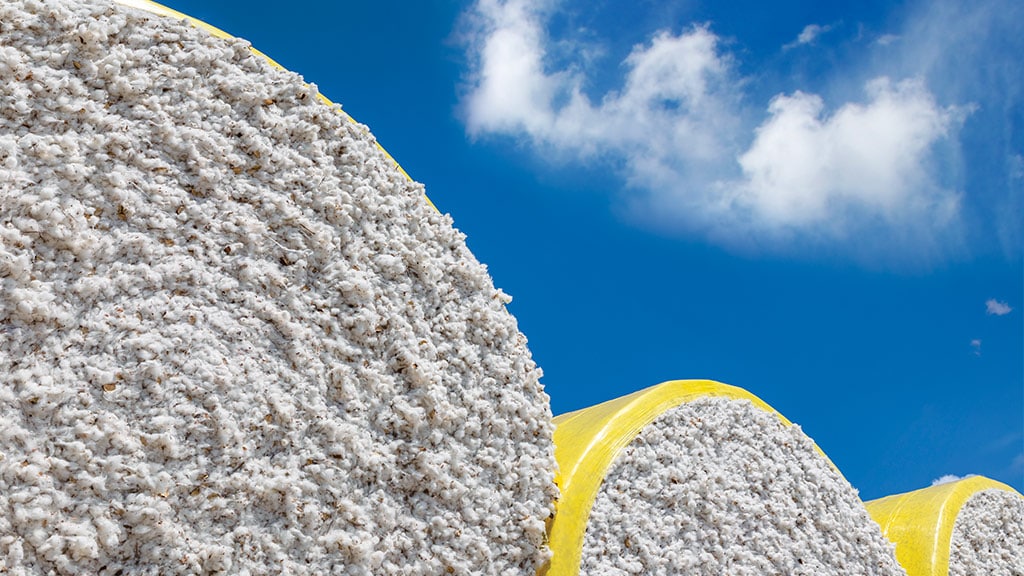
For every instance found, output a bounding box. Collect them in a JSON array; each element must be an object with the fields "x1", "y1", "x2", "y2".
[{"x1": 198, "y1": 544, "x2": 234, "y2": 573}]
